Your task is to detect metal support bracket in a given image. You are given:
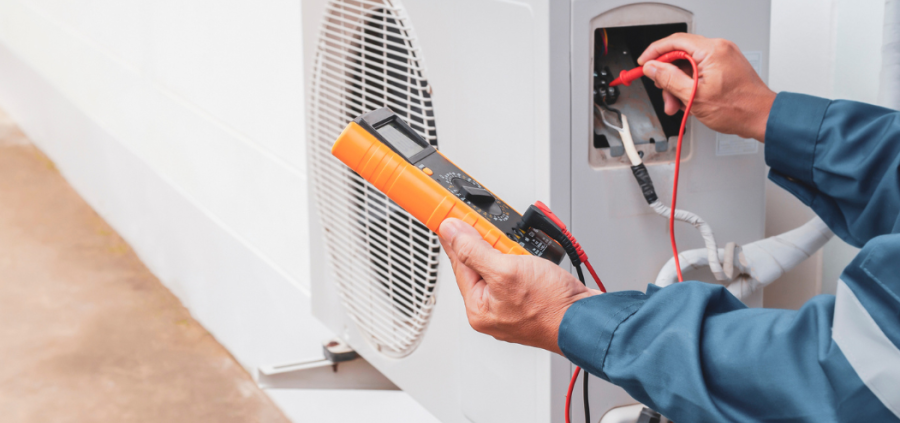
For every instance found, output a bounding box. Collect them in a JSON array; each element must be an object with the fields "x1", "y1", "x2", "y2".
[{"x1": 256, "y1": 338, "x2": 398, "y2": 390}]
